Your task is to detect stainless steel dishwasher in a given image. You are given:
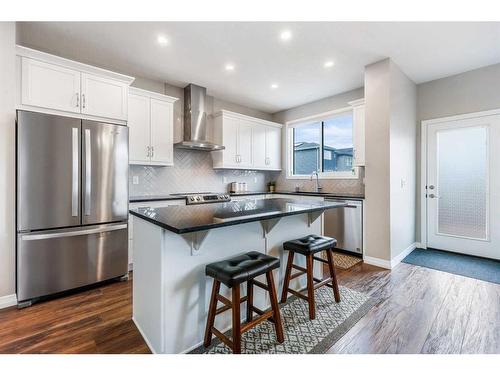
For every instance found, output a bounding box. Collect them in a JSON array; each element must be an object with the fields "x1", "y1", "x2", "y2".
[{"x1": 324, "y1": 199, "x2": 363, "y2": 255}]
